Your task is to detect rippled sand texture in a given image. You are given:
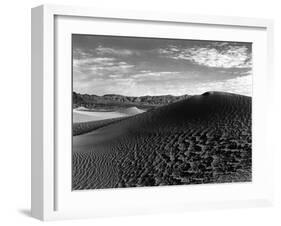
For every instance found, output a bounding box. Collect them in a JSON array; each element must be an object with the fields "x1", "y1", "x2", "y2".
[{"x1": 72, "y1": 92, "x2": 252, "y2": 190}]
